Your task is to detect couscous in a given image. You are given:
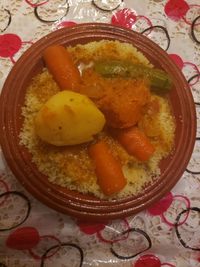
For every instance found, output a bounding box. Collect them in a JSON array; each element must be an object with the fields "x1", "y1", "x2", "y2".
[{"x1": 19, "y1": 40, "x2": 175, "y2": 199}]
